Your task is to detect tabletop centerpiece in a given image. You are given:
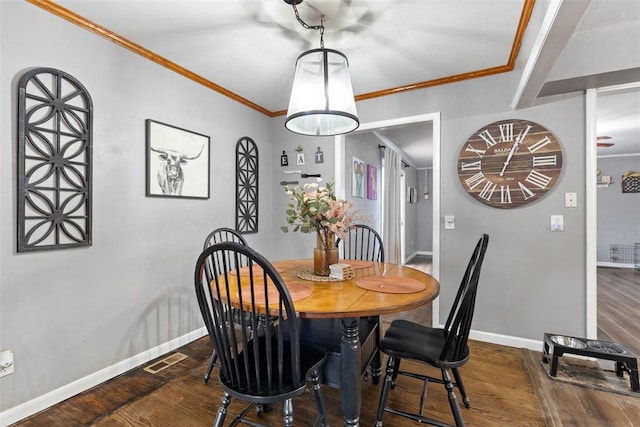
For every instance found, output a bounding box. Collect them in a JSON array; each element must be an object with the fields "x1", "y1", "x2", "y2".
[{"x1": 281, "y1": 181, "x2": 358, "y2": 276}]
